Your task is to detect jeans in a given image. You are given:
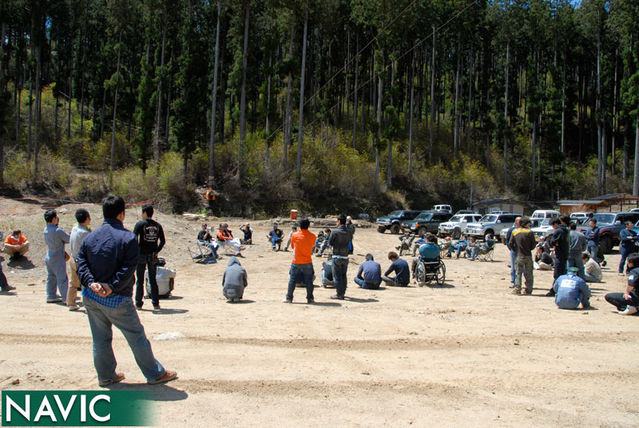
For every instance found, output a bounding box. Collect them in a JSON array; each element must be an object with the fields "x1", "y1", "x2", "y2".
[
  {"x1": 286, "y1": 263, "x2": 314, "y2": 301},
  {"x1": 136, "y1": 253, "x2": 158, "y2": 307},
  {"x1": 270, "y1": 237, "x2": 282, "y2": 250},
  {"x1": 587, "y1": 243, "x2": 600, "y2": 263},
  {"x1": 567, "y1": 251, "x2": 585, "y2": 279},
  {"x1": 354, "y1": 277, "x2": 380, "y2": 289},
  {"x1": 509, "y1": 250, "x2": 516, "y2": 283},
  {"x1": 381, "y1": 275, "x2": 408, "y2": 287},
  {"x1": 583, "y1": 272, "x2": 601, "y2": 283},
  {"x1": 467, "y1": 247, "x2": 478, "y2": 260},
  {"x1": 332, "y1": 257, "x2": 349, "y2": 297},
  {"x1": 83, "y1": 297, "x2": 164, "y2": 383},
  {"x1": 619, "y1": 247, "x2": 635, "y2": 273},
  {"x1": 45, "y1": 255, "x2": 68, "y2": 300},
  {"x1": 514, "y1": 255, "x2": 534, "y2": 293},
  {"x1": 551, "y1": 255, "x2": 567, "y2": 293},
  {"x1": 605, "y1": 292, "x2": 638, "y2": 311}
]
